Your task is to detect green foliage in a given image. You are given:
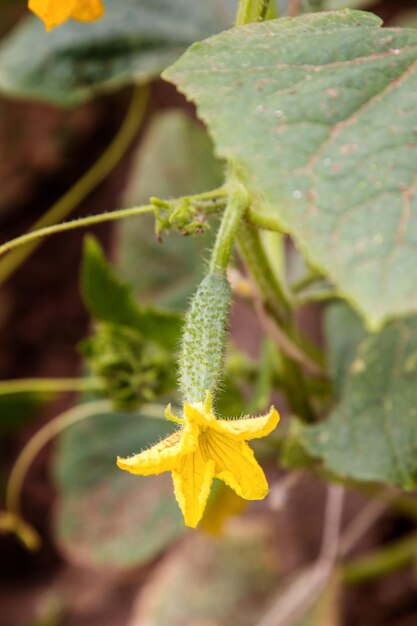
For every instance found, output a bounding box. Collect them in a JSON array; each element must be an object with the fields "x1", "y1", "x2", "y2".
[
  {"x1": 81, "y1": 236, "x2": 181, "y2": 350},
  {"x1": 302, "y1": 308, "x2": 417, "y2": 489},
  {"x1": 53, "y1": 409, "x2": 185, "y2": 568},
  {"x1": 0, "y1": 0, "x2": 229, "y2": 105},
  {"x1": 81, "y1": 323, "x2": 175, "y2": 410},
  {"x1": 164, "y1": 10, "x2": 417, "y2": 328}
]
